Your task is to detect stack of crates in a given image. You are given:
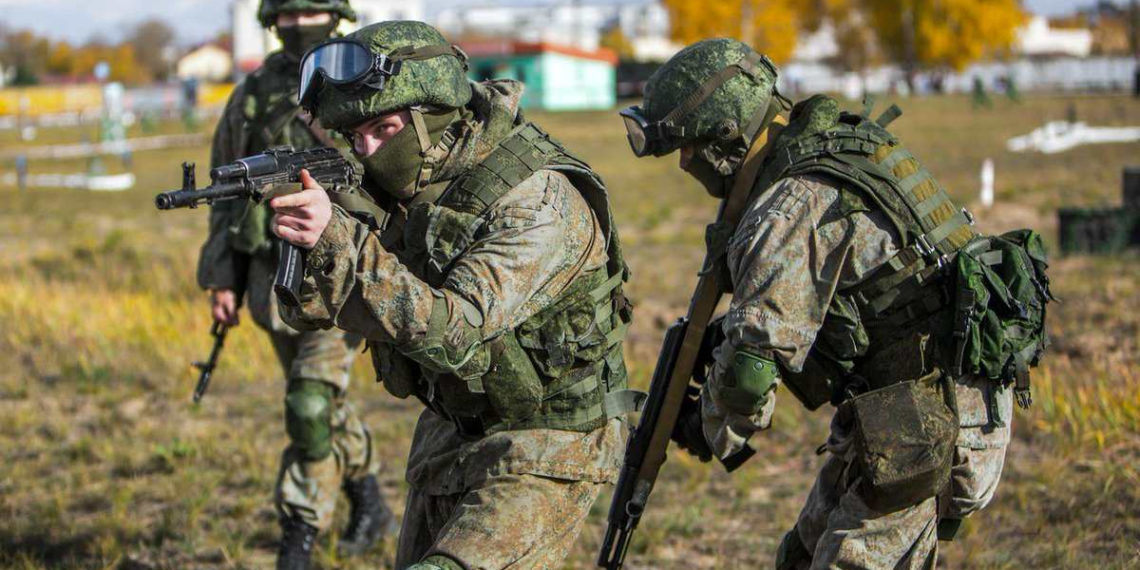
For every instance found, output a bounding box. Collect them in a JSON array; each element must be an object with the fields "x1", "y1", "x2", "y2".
[{"x1": 1057, "y1": 167, "x2": 1140, "y2": 254}]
